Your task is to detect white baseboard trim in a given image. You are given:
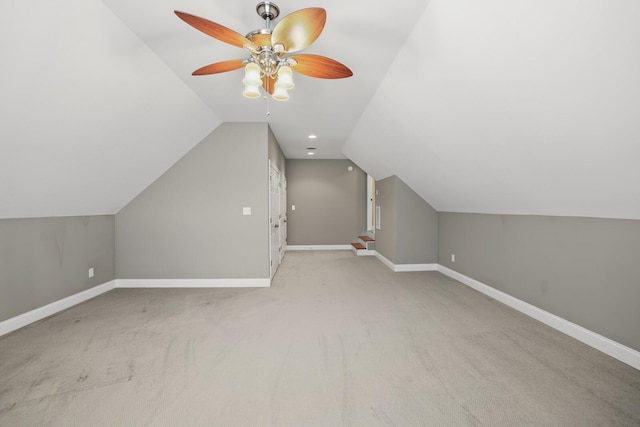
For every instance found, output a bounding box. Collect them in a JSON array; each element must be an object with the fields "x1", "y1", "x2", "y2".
[
  {"x1": 374, "y1": 252, "x2": 438, "y2": 272},
  {"x1": 0, "y1": 277, "x2": 270, "y2": 336},
  {"x1": 116, "y1": 278, "x2": 271, "y2": 288},
  {"x1": 437, "y1": 265, "x2": 640, "y2": 371},
  {"x1": 354, "y1": 249, "x2": 376, "y2": 256},
  {"x1": 0, "y1": 280, "x2": 117, "y2": 337},
  {"x1": 287, "y1": 245, "x2": 352, "y2": 251}
]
